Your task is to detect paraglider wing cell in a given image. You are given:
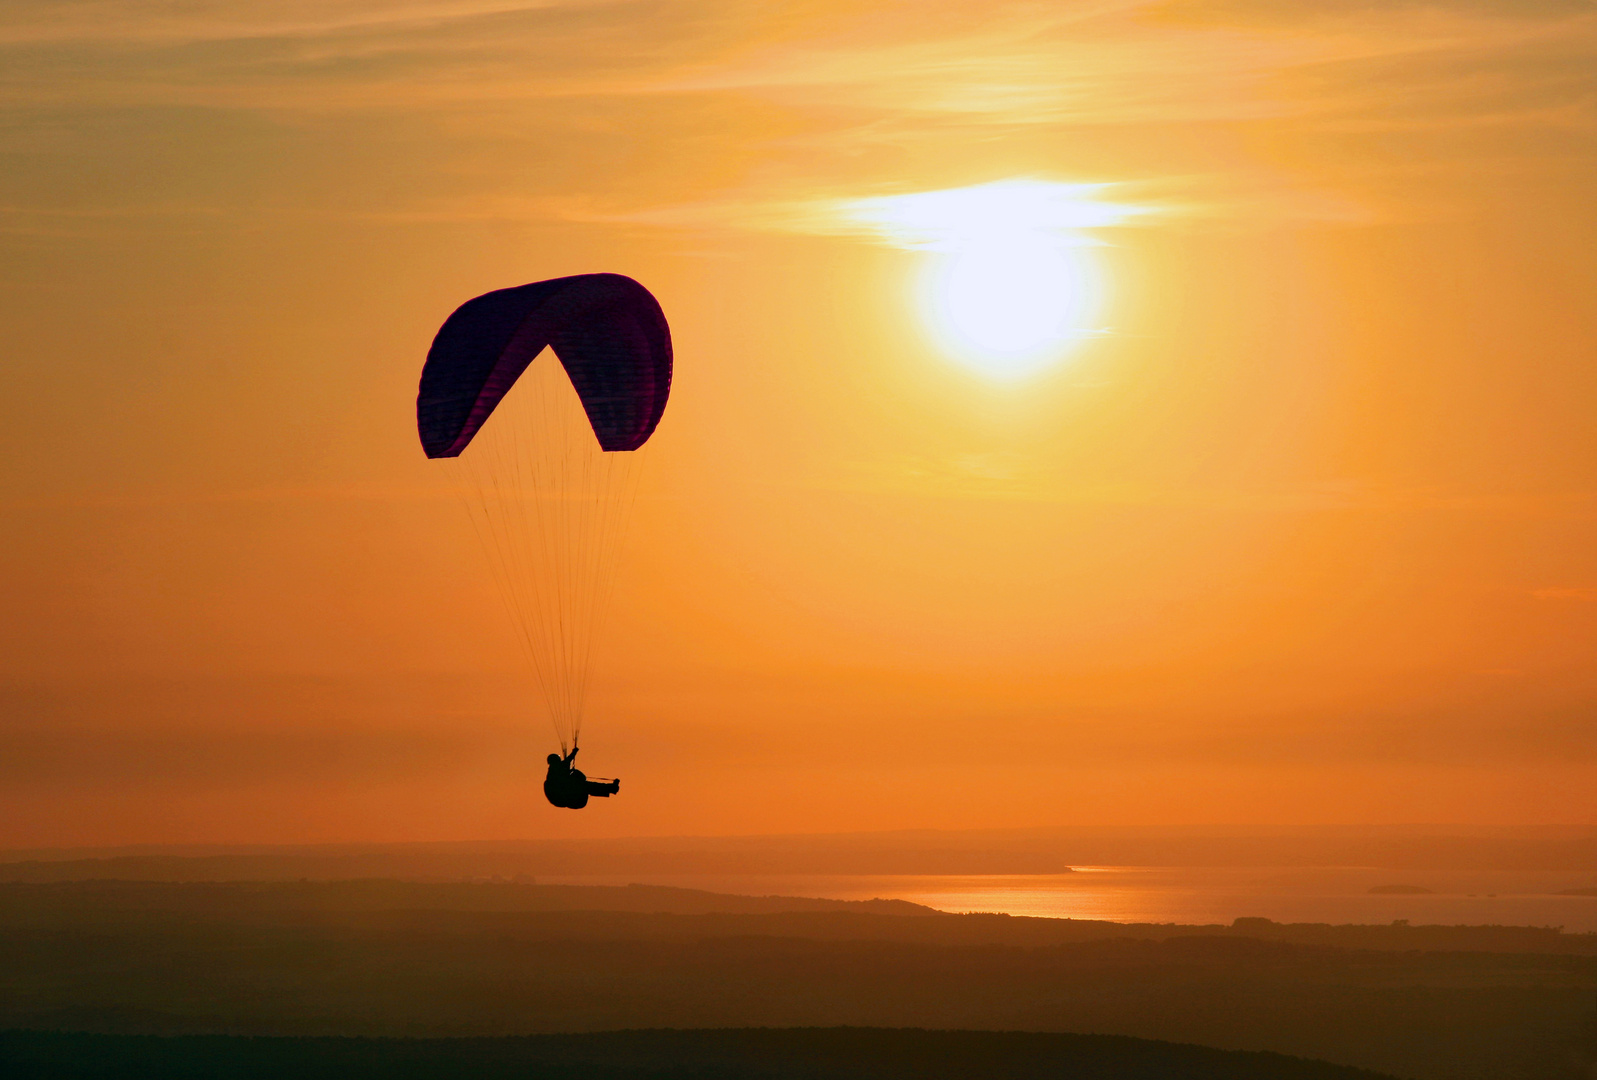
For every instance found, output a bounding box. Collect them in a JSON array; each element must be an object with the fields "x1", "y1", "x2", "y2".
[{"x1": 417, "y1": 273, "x2": 672, "y2": 457}]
